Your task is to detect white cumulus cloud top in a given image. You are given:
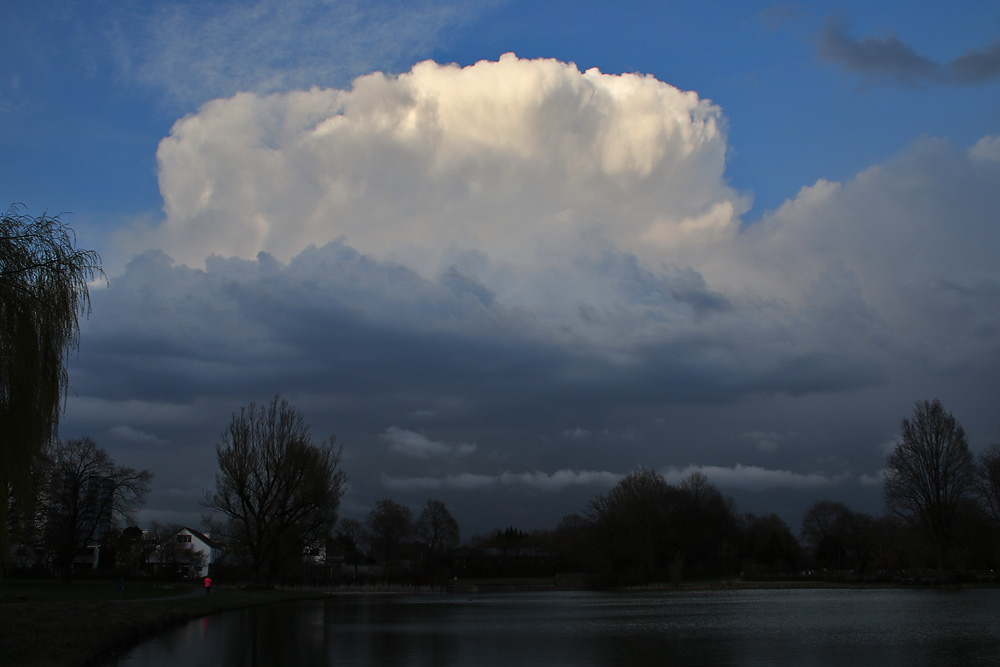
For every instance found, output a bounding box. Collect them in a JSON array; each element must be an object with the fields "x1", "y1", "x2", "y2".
[{"x1": 125, "y1": 54, "x2": 745, "y2": 278}]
